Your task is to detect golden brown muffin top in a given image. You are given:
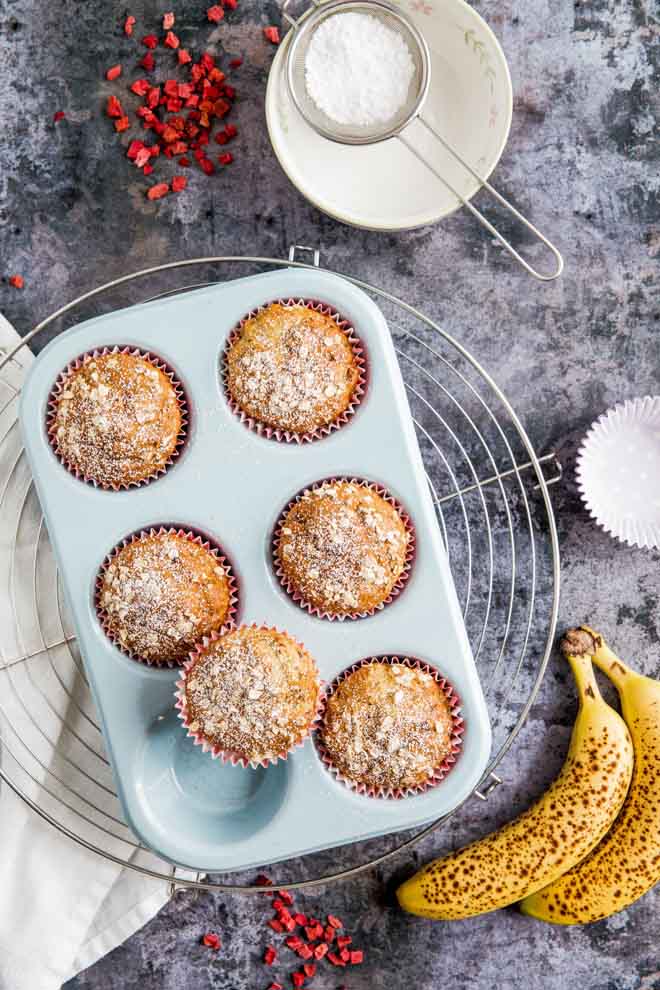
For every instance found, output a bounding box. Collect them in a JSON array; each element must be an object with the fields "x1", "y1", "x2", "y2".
[
  {"x1": 225, "y1": 303, "x2": 360, "y2": 436},
  {"x1": 321, "y1": 662, "x2": 455, "y2": 794},
  {"x1": 275, "y1": 481, "x2": 410, "y2": 617},
  {"x1": 51, "y1": 351, "x2": 183, "y2": 487},
  {"x1": 98, "y1": 531, "x2": 232, "y2": 664},
  {"x1": 184, "y1": 626, "x2": 320, "y2": 765}
]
